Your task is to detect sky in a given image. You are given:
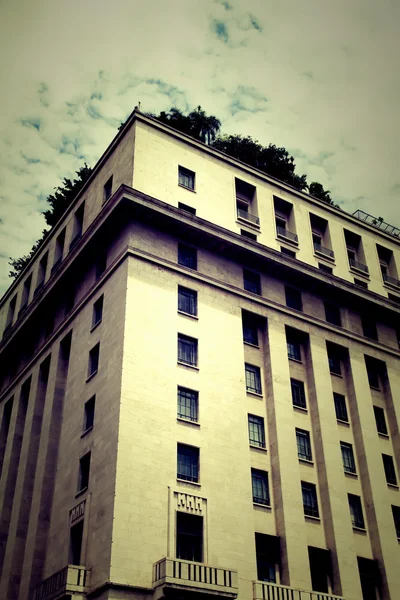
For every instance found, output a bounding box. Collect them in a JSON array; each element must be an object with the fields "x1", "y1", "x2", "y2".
[{"x1": 0, "y1": 0, "x2": 399, "y2": 295}]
